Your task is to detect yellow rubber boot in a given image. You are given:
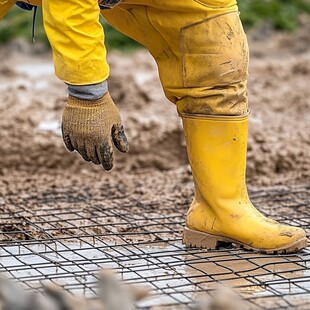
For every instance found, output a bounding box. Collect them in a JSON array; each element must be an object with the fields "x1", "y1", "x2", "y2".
[{"x1": 182, "y1": 114, "x2": 307, "y2": 254}]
